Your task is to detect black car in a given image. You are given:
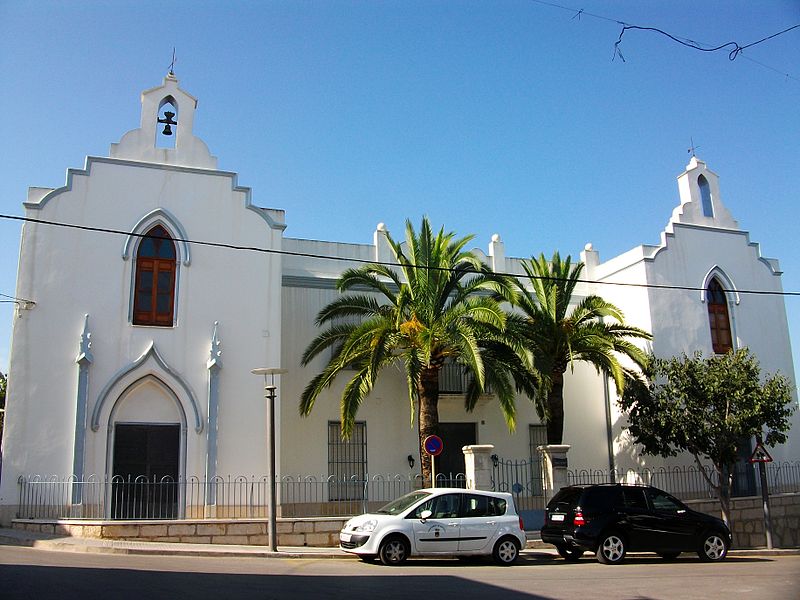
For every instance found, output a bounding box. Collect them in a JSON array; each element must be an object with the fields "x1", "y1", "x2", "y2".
[{"x1": 540, "y1": 484, "x2": 732, "y2": 564}]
